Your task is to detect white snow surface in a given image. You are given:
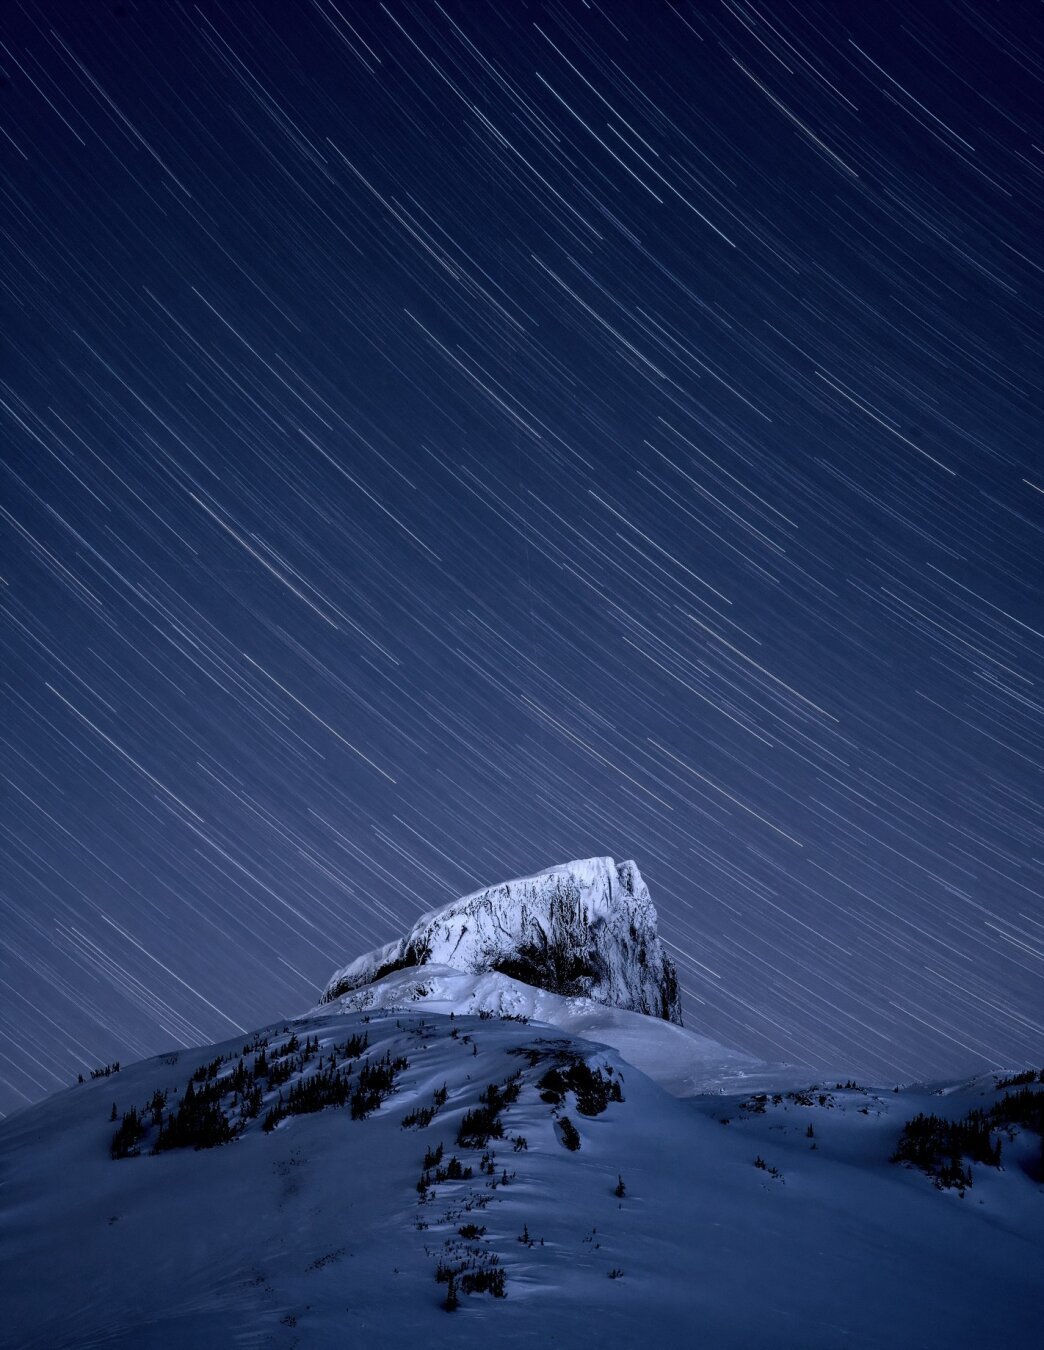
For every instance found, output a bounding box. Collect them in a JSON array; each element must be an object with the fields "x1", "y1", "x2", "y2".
[
  {"x1": 319, "y1": 857, "x2": 682, "y2": 1025},
  {"x1": 313, "y1": 962, "x2": 808, "y2": 1098},
  {"x1": 1, "y1": 1009, "x2": 1039, "y2": 1349}
]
